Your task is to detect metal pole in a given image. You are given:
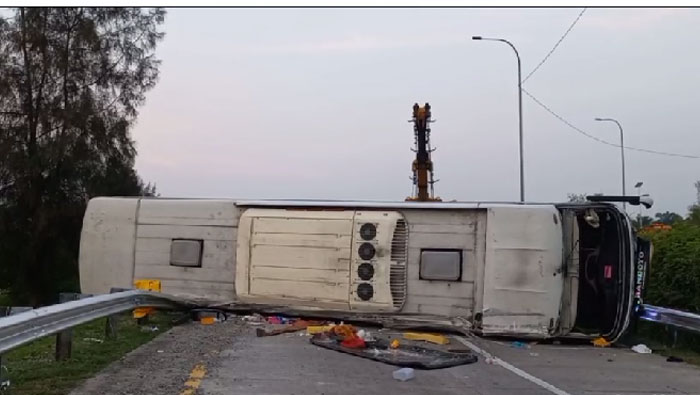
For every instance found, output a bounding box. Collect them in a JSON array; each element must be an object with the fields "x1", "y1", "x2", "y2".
[
  {"x1": 473, "y1": 36, "x2": 524, "y2": 202},
  {"x1": 595, "y1": 118, "x2": 626, "y2": 211}
]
